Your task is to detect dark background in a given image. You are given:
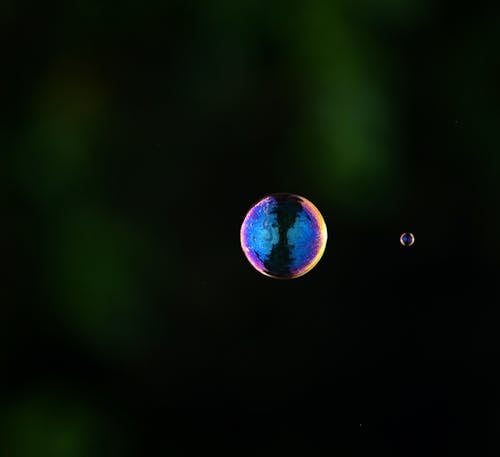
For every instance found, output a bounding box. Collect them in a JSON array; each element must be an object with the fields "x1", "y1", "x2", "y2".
[{"x1": 3, "y1": 1, "x2": 500, "y2": 456}]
